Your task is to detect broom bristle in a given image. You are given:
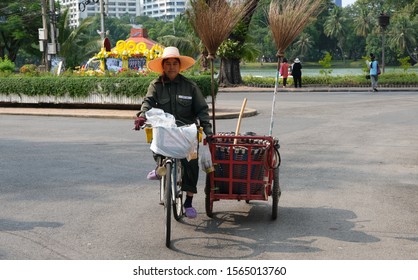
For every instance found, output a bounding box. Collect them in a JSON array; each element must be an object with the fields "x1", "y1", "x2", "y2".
[
  {"x1": 268, "y1": 0, "x2": 324, "y2": 57},
  {"x1": 187, "y1": 0, "x2": 252, "y2": 57}
]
